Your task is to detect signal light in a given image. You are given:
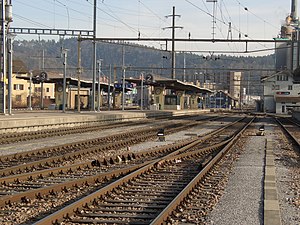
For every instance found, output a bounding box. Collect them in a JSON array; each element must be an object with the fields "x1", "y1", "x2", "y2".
[{"x1": 276, "y1": 91, "x2": 290, "y2": 95}]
